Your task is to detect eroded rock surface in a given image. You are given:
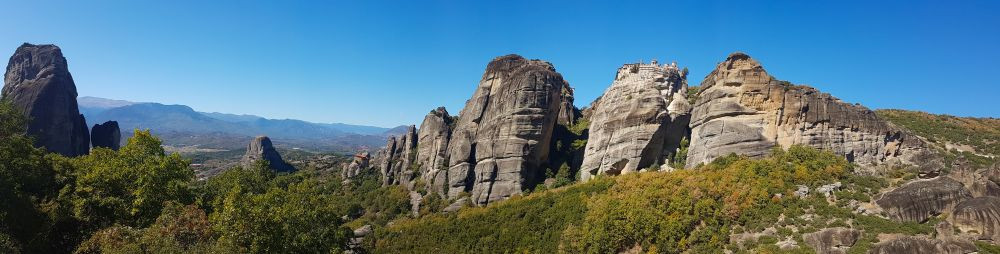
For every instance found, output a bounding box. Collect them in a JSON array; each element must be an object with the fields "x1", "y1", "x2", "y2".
[
  {"x1": 802, "y1": 227, "x2": 860, "y2": 254},
  {"x1": 686, "y1": 52, "x2": 925, "y2": 170},
  {"x1": 445, "y1": 54, "x2": 569, "y2": 205},
  {"x1": 876, "y1": 177, "x2": 972, "y2": 222},
  {"x1": 580, "y1": 61, "x2": 690, "y2": 180},
  {"x1": 870, "y1": 234, "x2": 976, "y2": 254},
  {"x1": 952, "y1": 196, "x2": 1000, "y2": 241},
  {"x1": 376, "y1": 125, "x2": 417, "y2": 186},
  {"x1": 417, "y1": 107, "x2": 453, "y2": 196},
  {"x1": 341, "y1": 151, "x2": 370, "y2": 180},
  {"x1": 2, "y1": 43, "x2": 89, "y2": 156},
  {"x1": 90, "y1": 121, "x2": 121, "y2": 150},
  {"x1": 241, "y1": 136, "x2": 294, "y2": 172}
]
